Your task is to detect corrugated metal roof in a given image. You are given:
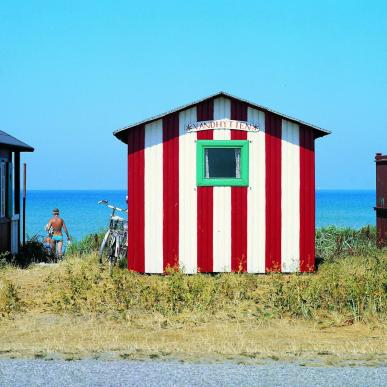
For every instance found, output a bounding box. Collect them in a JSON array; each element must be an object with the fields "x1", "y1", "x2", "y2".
[
  {"x1": 0, "y1": 130, "x2": 34, "y2": 152},
  {"x1": 113, "y1": 91, "x2": 331, "y2": 143}
]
